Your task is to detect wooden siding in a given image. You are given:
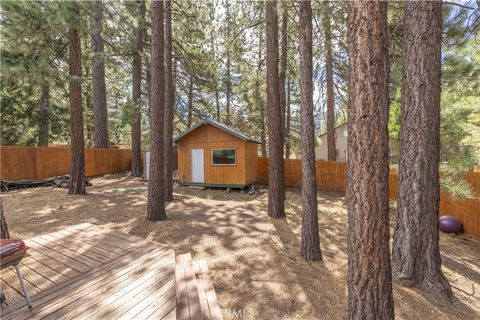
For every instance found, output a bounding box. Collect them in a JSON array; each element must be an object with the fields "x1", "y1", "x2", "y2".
[
  {"x1": 257, "y1": 157, "x2": 480, "y2": 238},
  {"x1": 177, "y1": 124, "x2": 257, "y2": 186},
  {"x1": 0, "y1": 146, "x2": 132, "y2": 180}
]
